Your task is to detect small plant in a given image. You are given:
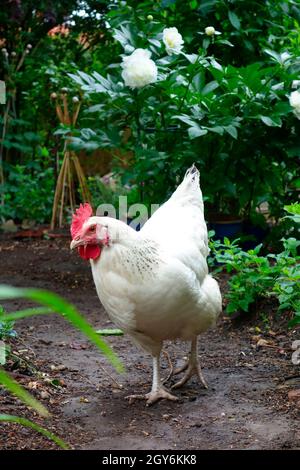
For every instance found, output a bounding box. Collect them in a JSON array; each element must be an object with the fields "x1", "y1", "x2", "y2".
[
  {"x1": 209, "y1": 234, "x2": 300, "y2": 325},
  {"x1": 0, "y1": 310, "x2": 17, "y2": 341},
  {"x1": 0, "y1": 305, "x2": 17, "y2": 367},
  {"x1": 0, "y1": 163, "x2": 54, "y2": 224},
  {"x1": 284, "y1": 202, "x2": 300, "y2": 225}
]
